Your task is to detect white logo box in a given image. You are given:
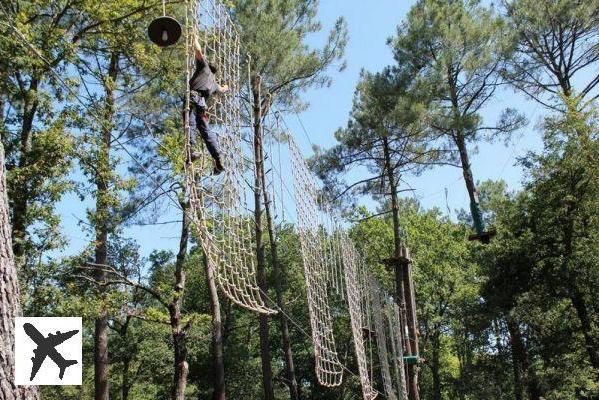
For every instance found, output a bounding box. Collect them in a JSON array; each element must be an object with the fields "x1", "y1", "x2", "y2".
[{"x1": 14, "y1": 317, "x2": 82, "y2": 385}]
